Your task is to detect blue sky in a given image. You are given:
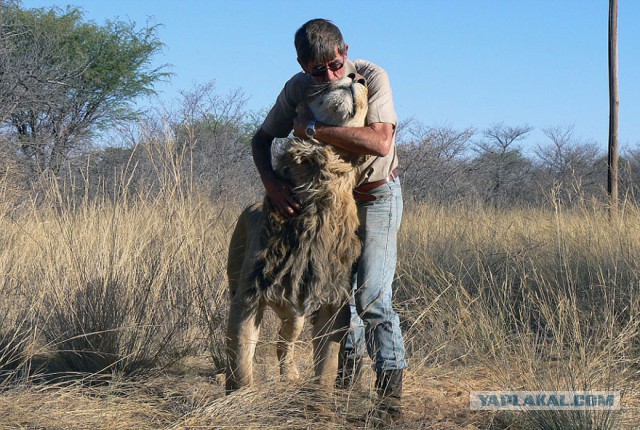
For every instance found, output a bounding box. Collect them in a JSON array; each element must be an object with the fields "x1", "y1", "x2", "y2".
[{"x1": 21, "y1": 0, "x2": 640, "y2": 151}]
